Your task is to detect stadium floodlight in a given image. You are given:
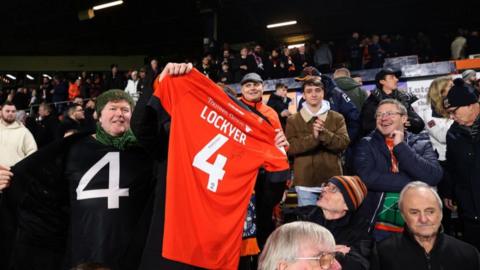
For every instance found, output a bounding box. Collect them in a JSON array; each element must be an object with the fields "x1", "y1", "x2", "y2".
[
  {"x1": 43, "y1": 74, "x2": 52, "y2": 79},
  {"x1": 93, "y1": 0, "x2": 124, "y2": 11},
  {"x1": 6, "y1": 74, "x2": 16, "y2": 80},
  {"x1": 26, "y1": 74, "x2": 35, "y2": 80},
  {"x1": 266, "y1": 20, "x2": 297, "y2": 29},
  {"x1": 288, "y1": 43, "x2": 305, "y2": 49}
]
